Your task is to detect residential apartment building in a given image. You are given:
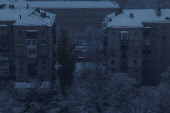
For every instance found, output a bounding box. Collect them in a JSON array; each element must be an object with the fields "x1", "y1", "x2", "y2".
[
  {"x1": 2, "y1": 1, "x2": 119, "y2": 61},
  {"x1": 0, "y1": 5, "x2": 56, "y2": 82},
  {"x1": 103, "y1": 8, "x2": 170, "y2": 86}
]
